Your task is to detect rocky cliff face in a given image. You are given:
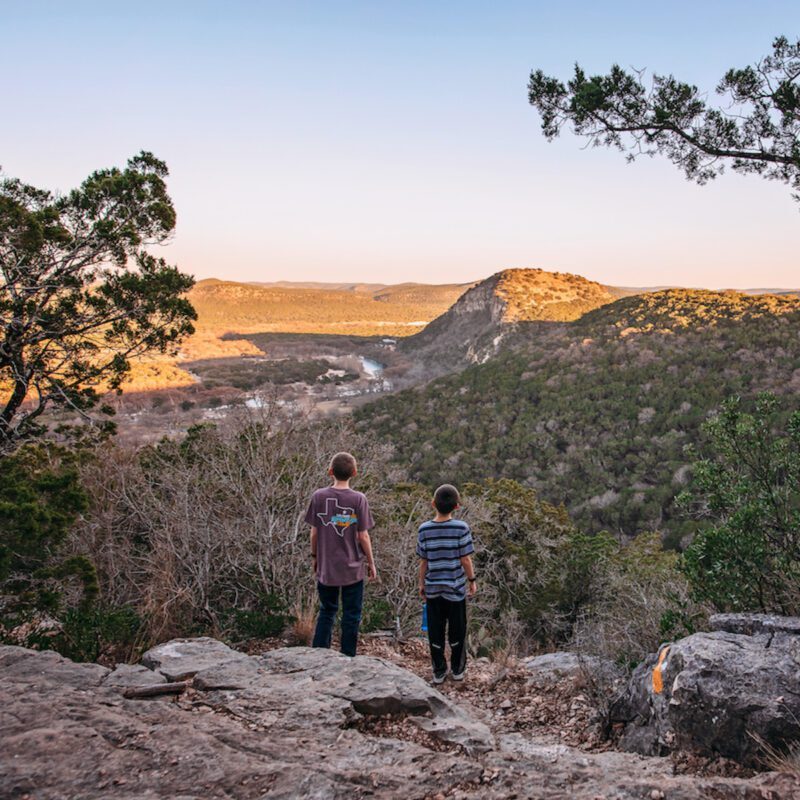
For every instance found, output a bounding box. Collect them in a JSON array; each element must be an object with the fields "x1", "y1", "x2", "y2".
[
  {"x1": 402, "y1": 268, "x2": 619, "y2": 374},
  {"x1": 2, "y1": 637, "x2": 798, "y2": 799}
]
